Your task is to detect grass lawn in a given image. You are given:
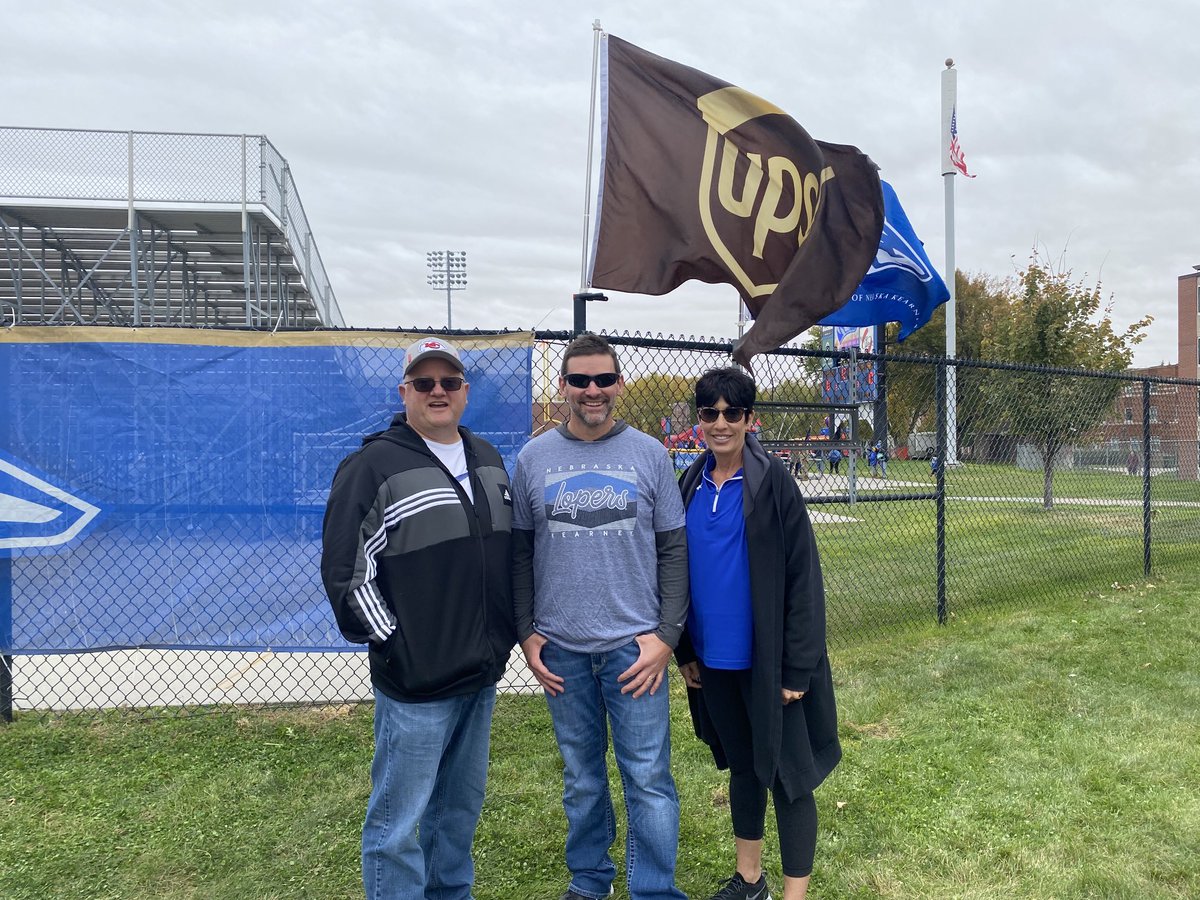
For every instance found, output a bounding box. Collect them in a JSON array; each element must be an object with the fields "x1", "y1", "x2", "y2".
[
  {"x1": 854, "y1": 457, "x2": 1200, "y2": 504},
  {"x1": 3, "y1": 573, "x2": 1198, "y2": 898},
  {"x1": 805, "y1": 459, "x2": 1200, "y2": 642}
]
